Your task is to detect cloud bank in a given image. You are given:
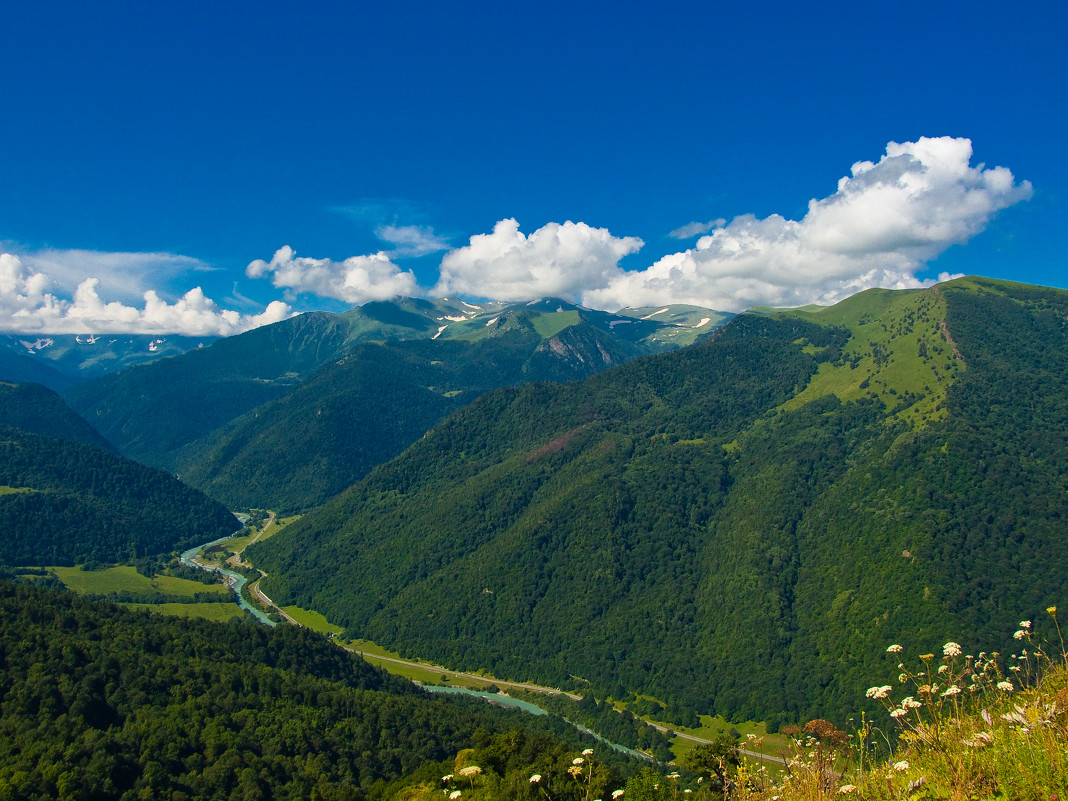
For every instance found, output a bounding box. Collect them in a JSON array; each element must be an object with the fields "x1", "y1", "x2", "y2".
[
  {"x1": 0, "y1": 251, "x2": 291, "y2": 335},
  {"x1": 0, "y1": 137, "x2": 1033, "y2": 335},
  {"x1": 585, "y1": 137, "x2": 1032, "y2": 311},
  {"x1": 434, "y1": 218, "x2": 644, "y2": 301},
  {"x1": 246, "y1": 245, "x2": 421, "y2": 303}
]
